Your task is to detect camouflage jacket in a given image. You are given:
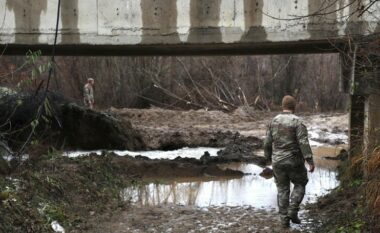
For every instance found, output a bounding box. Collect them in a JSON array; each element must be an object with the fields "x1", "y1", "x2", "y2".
[
  {"x1": 83, "y1": 83, "x2": 94, "y2": 102},
  {"x1": 264, "y1": 112, "x2": 314, "y2": 165}
]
